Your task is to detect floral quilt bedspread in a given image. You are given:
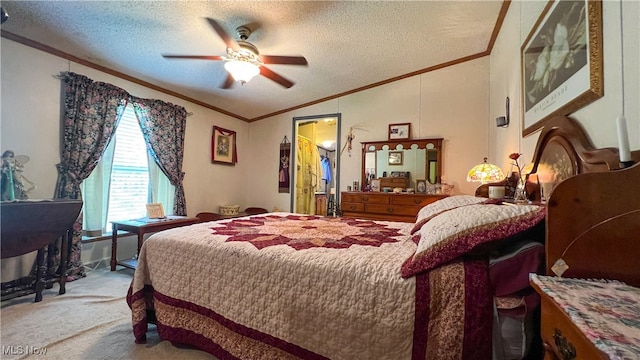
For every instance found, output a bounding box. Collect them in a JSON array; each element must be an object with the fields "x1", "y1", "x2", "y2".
[{"x1": 127, "y1": 213, "x2": 492, "y2": 360}]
